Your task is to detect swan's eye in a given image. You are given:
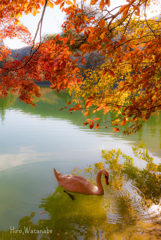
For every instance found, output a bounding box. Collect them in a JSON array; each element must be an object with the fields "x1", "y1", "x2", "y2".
[{"x1": 105, "y1": 175, "x2": 108, "y2": 179}]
